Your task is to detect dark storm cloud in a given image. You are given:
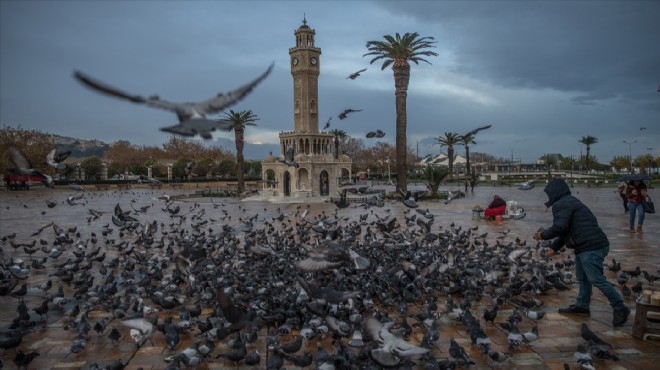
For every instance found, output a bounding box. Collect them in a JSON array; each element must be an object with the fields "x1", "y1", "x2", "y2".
[
  {"x1": 376, "y1": 1, "x2": 660, "y2": 106},
  {"x1": 1, "y1": 1, "x2": 658, "y2": 163}
]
